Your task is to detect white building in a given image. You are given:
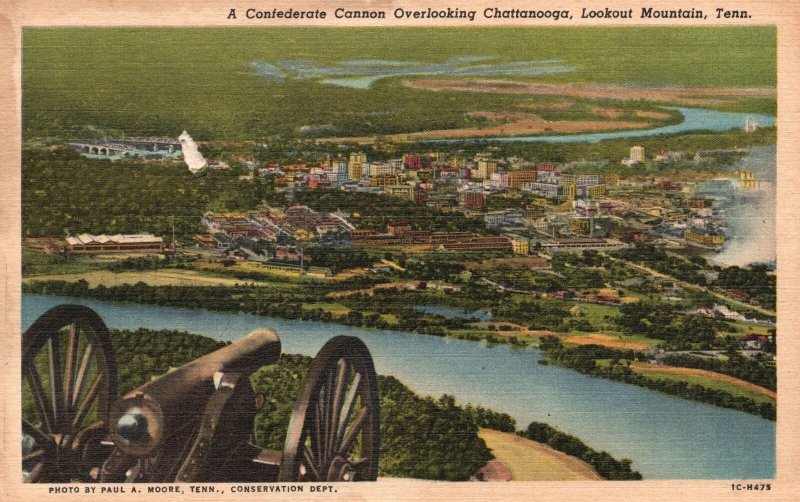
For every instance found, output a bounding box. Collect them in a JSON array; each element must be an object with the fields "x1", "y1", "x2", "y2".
[
  {"x1": 367, "y1": 162, "x2": 396, "y2": 177},
  {"x1": 622, "y1": 146, "x2": 645, "y2": 166},
  {"x1": 477, "y1": 159, "x2": 498, "y2": 180},
  {"x1": 387, "y1": 158, "x2": 404, "y2": 170},
  {"x1": 332, "y1": 161, "x2": 349, "y2": 185},
  {"x1": 65, "y1": 233, "x2": 164, "y2": 254}
]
